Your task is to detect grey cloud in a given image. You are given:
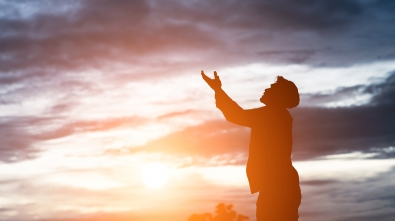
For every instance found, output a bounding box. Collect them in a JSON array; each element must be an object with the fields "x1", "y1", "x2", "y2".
[
  {"x1": 291, "y1": 71, "x2": 395, "y2": 159},
  {"x1": 1, "y1": 0, "x2": 395, "y2": 88},
  {"x1": 164, "y1": 0, "x2": 395, "y2": 66},
  {"x1": 0, "y1": 0, "x2": 221, "y2": 78},
  {"x1": 0, "y1": 118, "x2": 39, "y2": 162},
  {"x1": 291, "y1": 104, "x2": 395, "y2": 159},
  {"x1": 257, "y1": 49, "x2": 317, "y2": 64},
  {"x1": 300, "y1": 179, "x2": 338, "y2": 186},
  {"x1": 368, "y1": 147, "x2": 395, "y2": 159},
  {"x1": 299, "y1": 84, "x2": 367, "y2": 106},
  {"x1": 366, "y1": 71, "x2": 395, "y2": 106},
  {"x1": 298, "y1": 166, "x2": 395, "y2": 221}
]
